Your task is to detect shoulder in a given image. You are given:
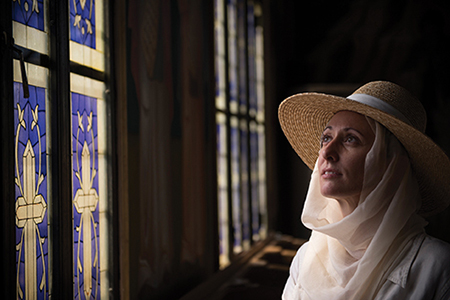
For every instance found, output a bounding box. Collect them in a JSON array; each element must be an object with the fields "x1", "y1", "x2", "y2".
[
  {"x1": 416, "y1": 235, "x2": 450, "y2": 267},
  {"x1": 282, "y1": 241, "x2": 309, "y2": 299},
  {"x1": 292, "y1": 241, "x2": 309, "y2": 266},
  {"x1": 287, "y1": 242, "x2": 309, "y2": 281},
  {"x1": 410, "y1": 234, "x2": 450, "y2": 277},
  {"x1": 378, "y1": 234, "x2": 450, "y2": 299},
  {"x1": 413, "y1": 235, "x2": 450, "y2": 272},
  {"x1": 409, "y1": 234, "x2": 450, "y2": 298}
]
